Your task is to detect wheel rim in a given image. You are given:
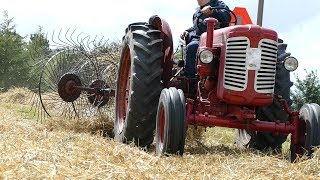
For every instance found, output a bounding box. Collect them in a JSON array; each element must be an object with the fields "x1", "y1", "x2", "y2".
[
  {"x1": 159, "y1": 104, "x2": 166, "y2": 151},
  {"x1": 291, "y1": 111, "x2": 308, "y2": 160},
  {"x1": 116, "y1": 46, "x2": 131, "y2": 132},
  {"x1": 292, "y1": 120, "x2": 306, "y2": 160}
]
